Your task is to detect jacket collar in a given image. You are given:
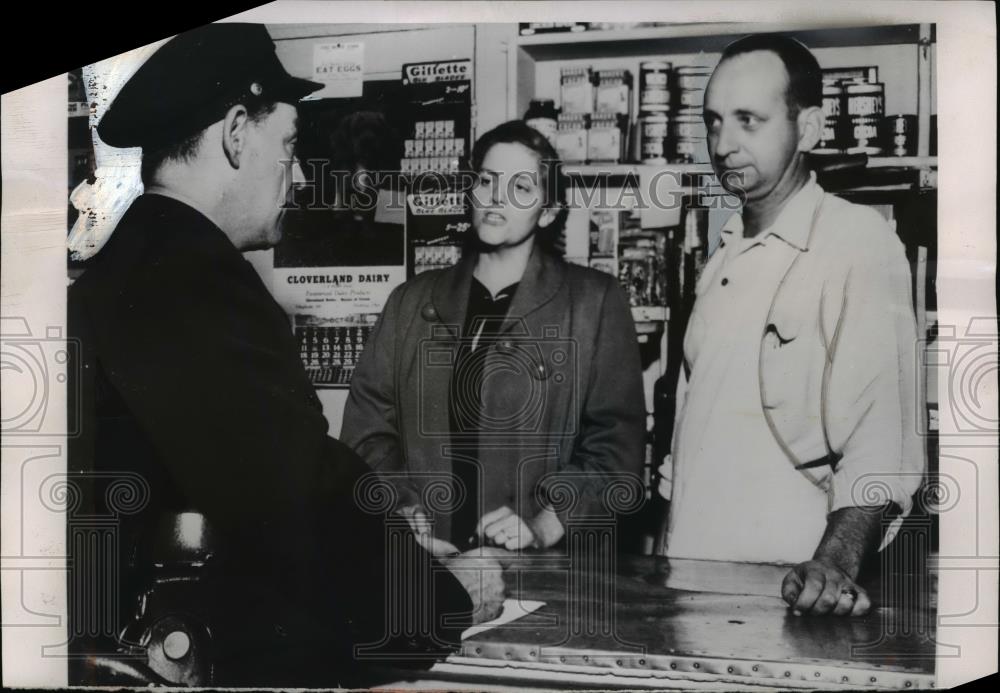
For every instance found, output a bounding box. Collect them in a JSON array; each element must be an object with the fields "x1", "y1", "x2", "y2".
[
  {"x1": 144, "y1": 187, "x2": 227, "y2": 236},
  {"x1": 721, "y1": 171, "x2": 825, "y2": 253},
  {"x1": 430, "y1": 243, "x2": 567, "y2": 334}
]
